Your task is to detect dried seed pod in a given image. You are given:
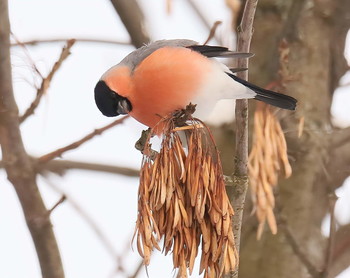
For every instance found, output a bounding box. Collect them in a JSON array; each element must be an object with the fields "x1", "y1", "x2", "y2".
[
  {"x1": 134, "y1": 109, "x2": 237, "y2": 278},
  {"x1": 249, "y1": 103, "x2": 293, "y2": 237}
]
